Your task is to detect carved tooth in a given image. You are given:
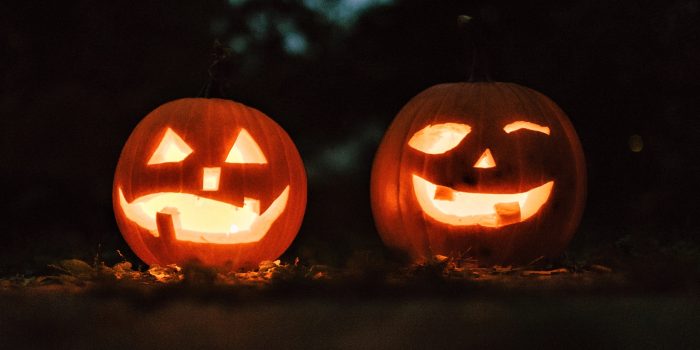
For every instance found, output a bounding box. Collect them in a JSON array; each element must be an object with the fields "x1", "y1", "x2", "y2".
[
  {"x1": 156, "y1": 211, "x2": 177, "y2": 243},
  {"x1": 495, "y1": 202, "x2": 521, "y2": 226},
  {"x1": 434, "y1": 185, "x2": 455, "y2": 201}
]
